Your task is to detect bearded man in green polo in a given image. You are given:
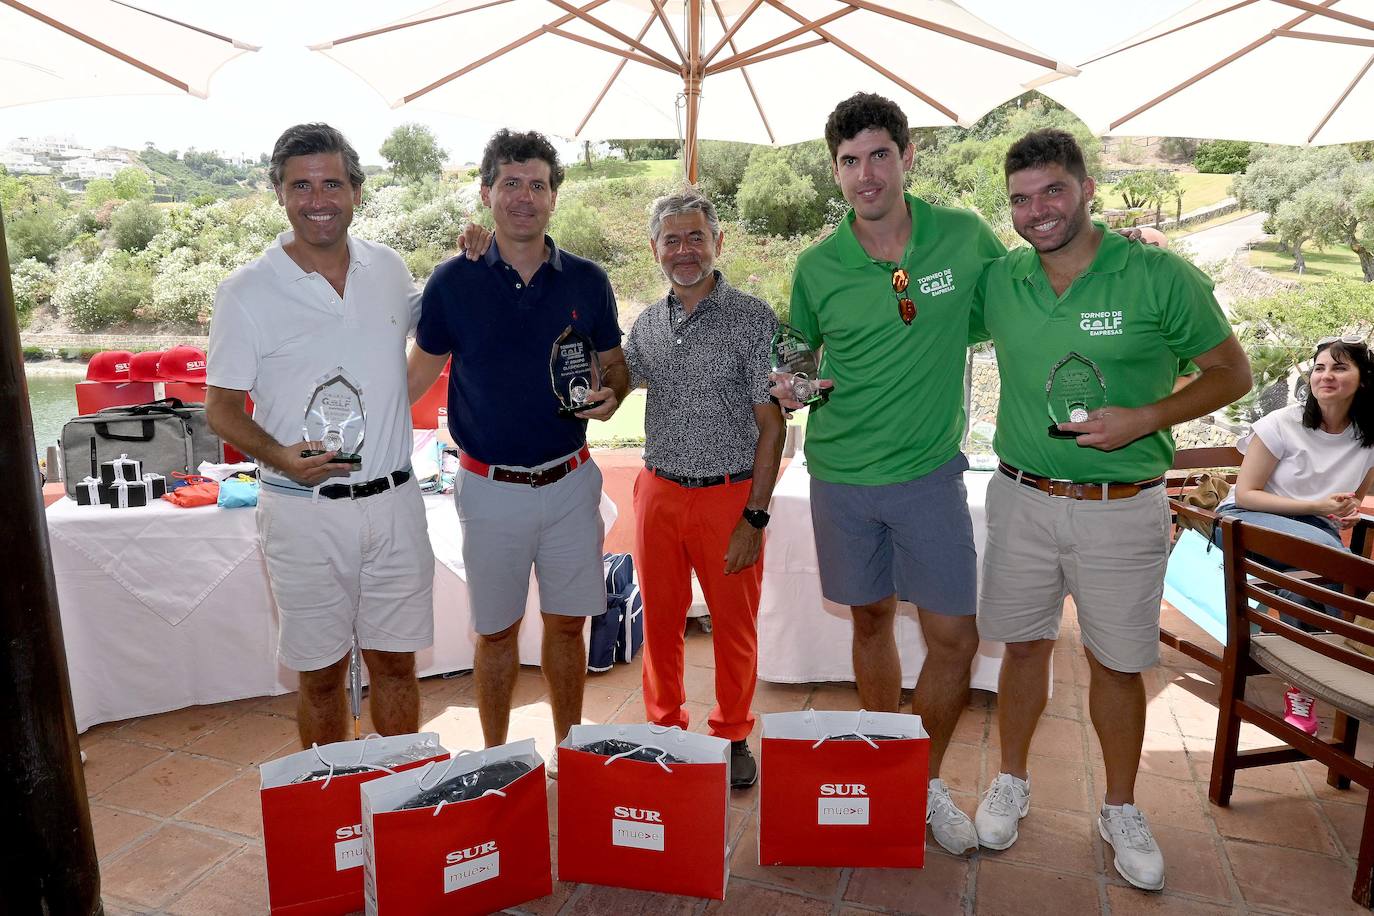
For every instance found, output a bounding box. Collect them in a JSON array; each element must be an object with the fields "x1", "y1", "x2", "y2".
[{"x1": 968, "y1": 129, "x2": 1251, "y2": 891}]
